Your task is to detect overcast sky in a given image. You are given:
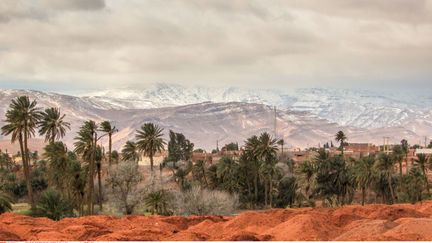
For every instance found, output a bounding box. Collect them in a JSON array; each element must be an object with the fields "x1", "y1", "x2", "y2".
[{"x1": 0, "y1": 0, "x2": 431, "y2": 94}]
